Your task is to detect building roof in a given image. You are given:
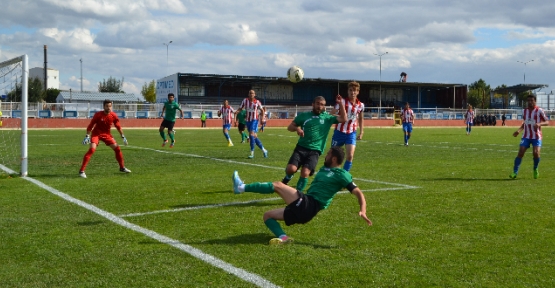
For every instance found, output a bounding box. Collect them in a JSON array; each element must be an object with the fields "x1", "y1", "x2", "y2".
[
  {"x1": 494, "y1": 84, "x2": 548, "y2": 94},
  {"x1": 176, "y1": 73, "x2": 467, "y2": 88},
  {"x1": 57, "y1": 91, "x2": 144, "y2": 102}
]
